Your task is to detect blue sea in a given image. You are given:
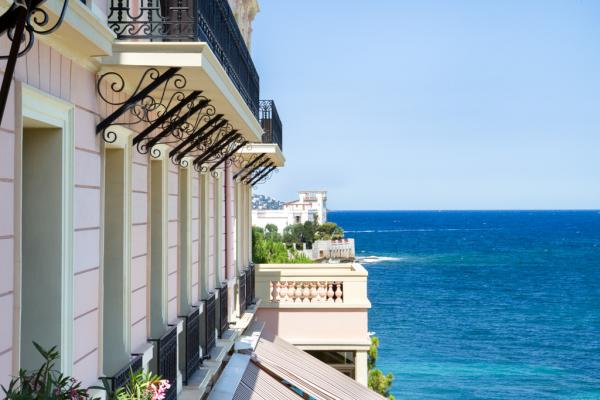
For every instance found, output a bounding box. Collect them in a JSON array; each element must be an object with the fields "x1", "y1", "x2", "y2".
[{"x1": 328, "y1": 211, "x2": 600, "y2": 400}]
